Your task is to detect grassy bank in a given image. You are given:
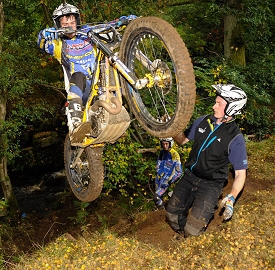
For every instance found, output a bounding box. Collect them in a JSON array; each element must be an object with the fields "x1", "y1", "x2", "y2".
[{"x1": 6, "y1": 137, "x2": 275, "y2": 269}]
